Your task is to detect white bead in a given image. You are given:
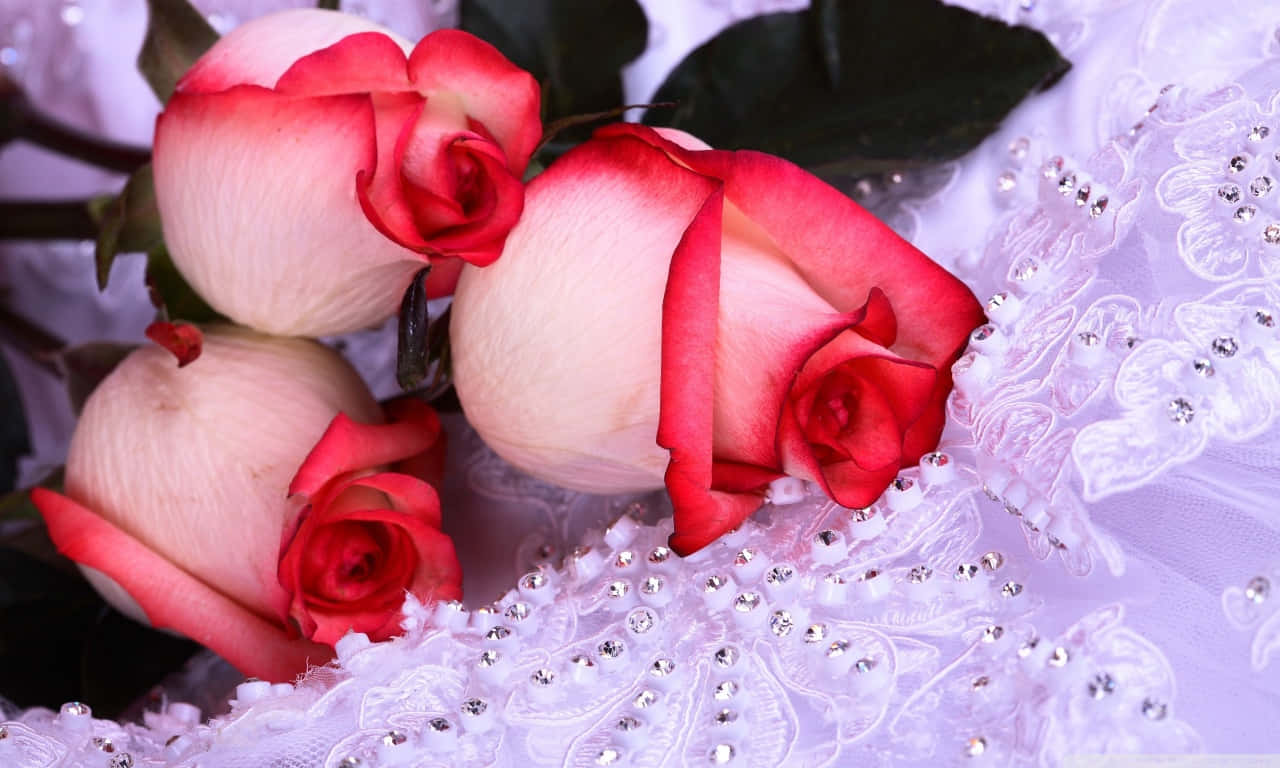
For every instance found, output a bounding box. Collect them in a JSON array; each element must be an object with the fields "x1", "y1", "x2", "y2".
[
  {"x1": 918, "y1": 453, "x2": 956, "y2": 487},
  {"x1": 986, "y1": 291, "x2": 1024, "y2": 323},
  {"x1": 816, "y1": 574, "x2": 849, "y2": 606},
  {"x1": 953, "y1": 351, "x2": 995, "y2": 391},
  {"x1": 603, "y1": 515, "x2": 641, "y2": 549},
  {"x1": 1069, "y1": 330, "x2": 1106, "y2": 366},
  {"x1": 846, "y1": 507, "x2": 887, "y2": 540},
  {"x1": 1021, "y1": 497, "x2": 1051, "y2": 529},
  {"x1": 1001, "y1": 481, "x2": 1030, "y2": 514},
  {"x1": 852, "y1": 569, "x2": 891, "y2": 601},
  {"x1": 766, "y1": 477, "x2": 807, "y2": 505},
  {"x1": 433, "y1": 601, "x2": 469, "y2": 632},
  {"x1": 810, "y1": 530, "x2": 848, "y2": 565},
  {"x1": 166, "y1": 702, "x2": 200, "y2": 725},
  {"x1": 234, "y1": 679, "x2": 272, "y2": 705},
  {"x1": 701, "y1": 574, "x2": 738, "y2": 612},
  {"x1": 270, "y1": 683, "x2": 294, "y2": 697},
  {"x1": 570, "y1": 547, "x2": 606, "y2": 581},
  {"x1": 334, "y1": 632, "x2": 371, "y2": 662},
  {"x1": 425, "y1": 719, "x2": 460, "y2": 750},
  {"x1": 883, "y1": 478, "x2": 923, "y2": 514},
  {"x1": 731, "y1": 548, "x2": 771, "y2": 583}
]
